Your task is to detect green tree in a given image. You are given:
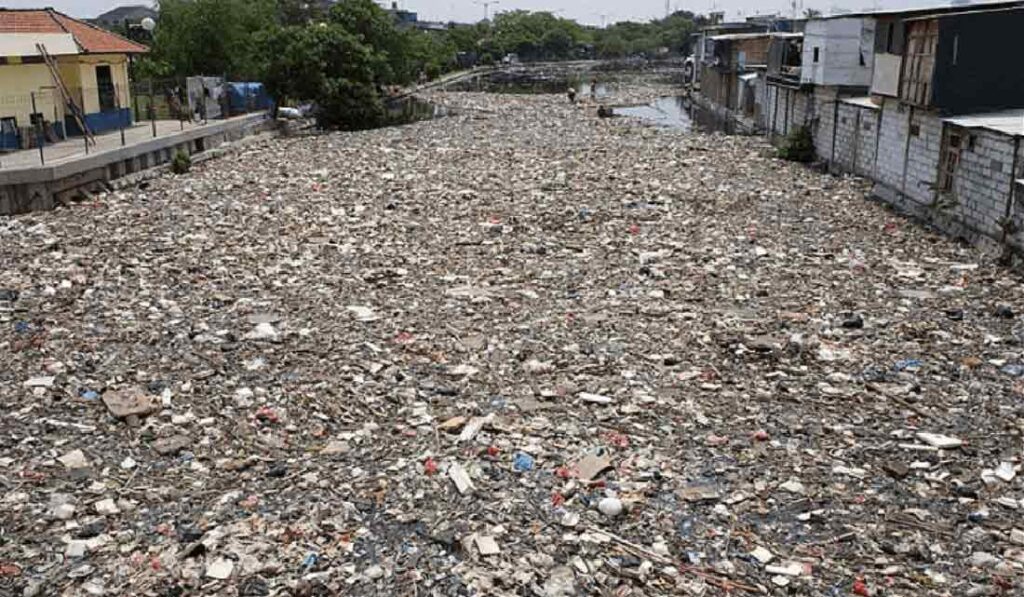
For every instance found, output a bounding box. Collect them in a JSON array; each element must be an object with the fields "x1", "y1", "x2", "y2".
[
  {"x1": 328, "y1": 0, "x2": 408, "y2": 84},
  {"x1": 151, "y1": 0, "x2": 277, "y2": 78},
  {"x1": 259, "y1": 23, "x2": 384, "y2": 129},
  {"x1": 595, "y1": 33, "x2": 627, "y2": 58}
]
